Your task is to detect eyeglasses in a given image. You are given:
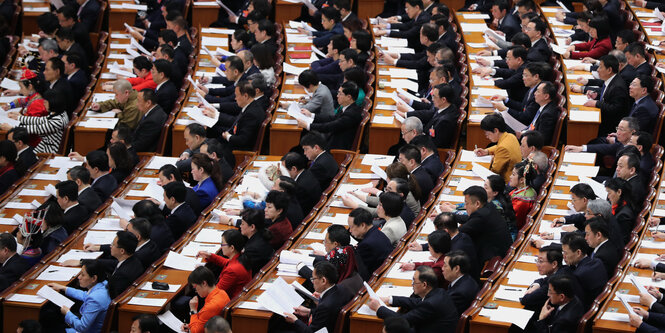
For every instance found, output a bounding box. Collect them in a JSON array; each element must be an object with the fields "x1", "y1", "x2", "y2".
[
  {"x1": 616, "y1": 126, "x2": 630, "y2": 132},
  {"x1": 411, "y1": 280, "x2": 424, "y2": 286},
  {"x1": 220, "y1": 243, "x2": 228, "y2": 247},
  {"x1": 310, "y1": 276, "x2": 321, "y2": 282}
]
